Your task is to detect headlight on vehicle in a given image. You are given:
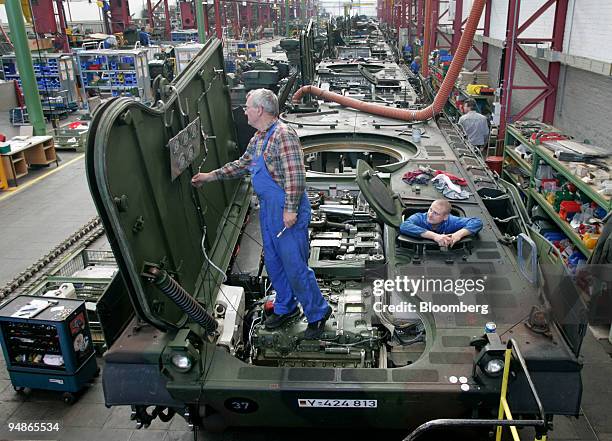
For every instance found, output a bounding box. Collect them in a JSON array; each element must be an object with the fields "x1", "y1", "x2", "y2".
[
  {"x1": 171, "y1": 353, "x2": 193, "y2": 371},
  {"x1": 484, "y1": 358, "x2": 504, "y2": 377}
]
